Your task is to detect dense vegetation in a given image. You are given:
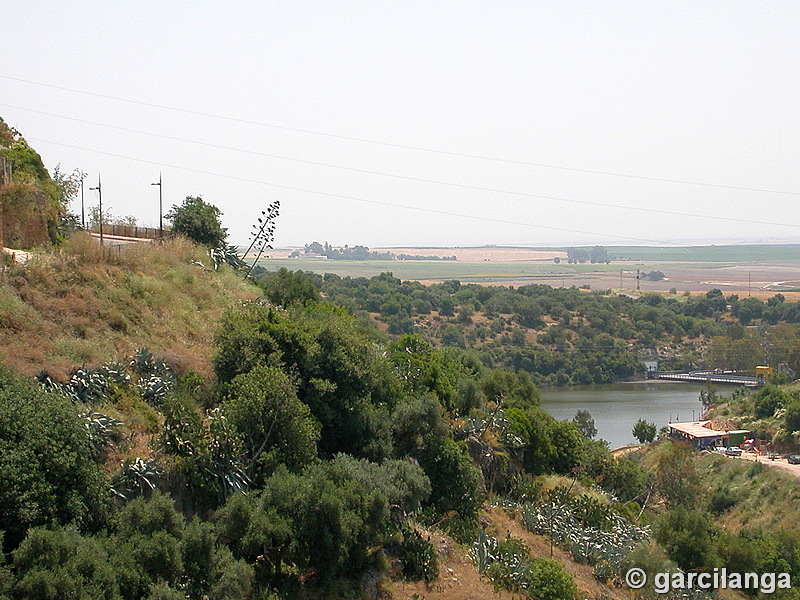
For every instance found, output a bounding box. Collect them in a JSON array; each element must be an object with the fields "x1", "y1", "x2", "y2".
[
  {"x1": 5, "y1": 243, "x2": 800, "y2": 598},
  {"x1": 2, "y1": 236, "x2": 628, "y2": 598},
  {"x1": 255, "y1": 269, "x2": 800, "y2": 386}
]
